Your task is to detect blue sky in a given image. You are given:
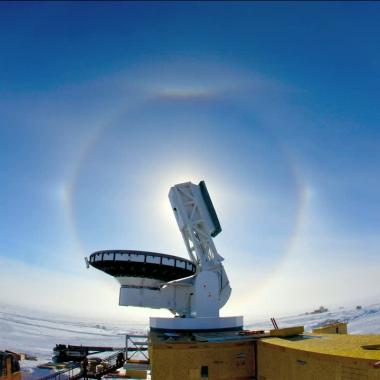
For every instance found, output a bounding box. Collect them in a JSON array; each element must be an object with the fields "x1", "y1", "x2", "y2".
[{"x1": 0, "y1": 2, "x2": 379, "y2": 322}]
